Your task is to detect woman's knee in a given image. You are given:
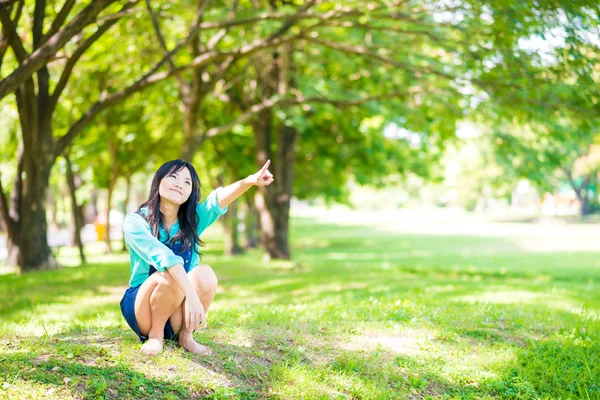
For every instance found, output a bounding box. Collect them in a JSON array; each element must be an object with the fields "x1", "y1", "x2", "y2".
[
  {"x1": 154, "y1": 271, "x2": 185, "y2": 300},
  {"x1": 190, "y1": 264, "x2": 218, "y2": 294}
]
